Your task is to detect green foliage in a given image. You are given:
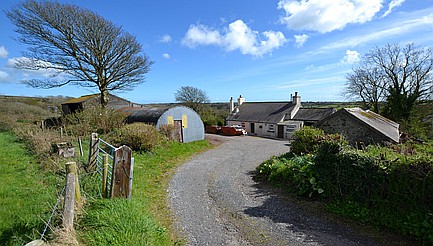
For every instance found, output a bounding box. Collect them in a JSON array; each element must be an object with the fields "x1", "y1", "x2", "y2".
[
  {"x1": 290, "y1": 126, "x2": 345, "y2": 155},
  {"x1": 257, "y1": 131, "x2": 433, "y2": 244},
  {"x1": 108, "y1": 123, "x2": 165, "y2": 152},
  {"x1": 0, "y1": 132, "x2": 59, "y2": 245},
  {"x1": 257, "y1": 153, "x2": 324, "y2": 197},
  {"x1": 64, "y1": 106, "x2": 126, "y2": 136}
]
